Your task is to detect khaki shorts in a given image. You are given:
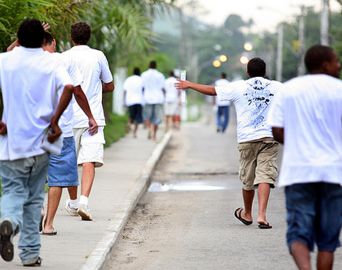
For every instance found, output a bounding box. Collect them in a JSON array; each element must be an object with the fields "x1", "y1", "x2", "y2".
[
  {"x1": 238, "y1": 140, "x2": 279, "y2": 190},
  {"x1": 73, "y1": 127, "x2": 105, "y2": 167}
]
